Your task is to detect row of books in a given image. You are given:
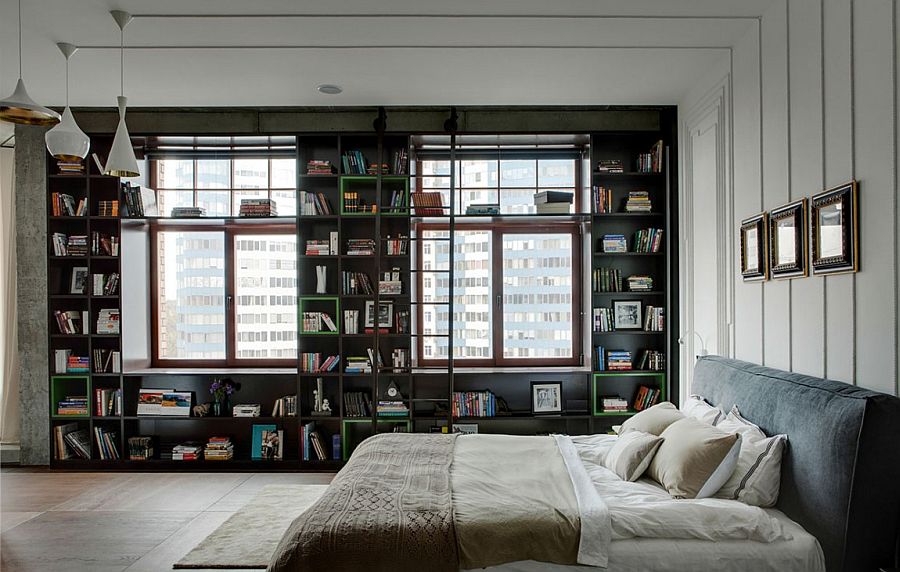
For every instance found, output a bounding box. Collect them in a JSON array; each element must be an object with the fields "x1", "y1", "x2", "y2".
[
  {"x1": 346, "y1": 238, "x2": 375, "y2": 256},
  {"x1": 97, "y1": 200, "x2": 119, "y2": 217},
  {"x1": 57, "y1": 395, "x2": 88, "y2": 416},
  {"x1": 52, "y1": 233, "x2": 87, "y2": 257},
  {"x1": 271, "y1": 394, "x2": 298, "y2": 417},
  {"x1": 637, "y1": 140, "x2": 664, "y2": 173},
  {"x1": 92, "y1": 272, "x2": 120, "y2": 295},
  {"x1": 391, "y1": 148, "x2": 409, "y2": 175},
  {"x1": 55, "y1": 423, "x2": 89, "y2": 459},
  {"x1": 452, "y1": 390, "x2": 497, "y2": 418},
  {"x1": 344, "y1": 310, "x2": 360, "y2": 334},
  {"x1": 302, "y1": 312, "x2": 338, "y2": 333},
  {"x1": 94, "y1": 388, "x2": 122, "y2": 416},
  {"x1": 122, "y1": 183, "x2": 158, "y2": 217},
  {"x1": 93, "y1": 348, "x2": 121, "y2": 373},
  {"x1": 593, "y1": 307, "x2": 614, "y2": 332},
  {"x1": 385, "y1": 235, "x2": 408, "y2": 255},
  {"x1": 54, "y1": 310, "x2": 86, "y2": 334},
  {"x1": 343, "y1": 392, "x2": 373, "y2": 417},
  {"x1": 593, "y1": 186, "x2": 614, "y2": 214},
  {"x1": 50, "y1": 192, "x2": 86, "y2": 216},
  {"x1": 385, "y1": 190, "x2": 408, "y2": 214},
  {"x1": 638, "y1": 350, "x2": 665, "y2": 371},
  {"x1": 633, "y1": 228, "x2": 664, "y2": 253},
  {"x1": 644, "y1": 306, "x2": 665, "y2": 332},
  {"x1": 624, "y1": 190, "x2": 652, "y2": 213},
  {"x1": 55, "y1": 351, "x2": 88, "y2": 373},
  {"x1": 342, "y1": 150, "x2": 371, "y2": 175},
  {"x1": 128, "y1": 436, "x2": 154, "y2": 460},
  {"x1": 91, "y1": 232, "x2": 119, "y2": 256},
  {"x1": 305, "y1": 232, "x2": 339, "y2": 255},
  {"x1": 342, "y1": 271, "x2": 375, "y2": 295},
  {"x1": 342, "y1": 191, "x2": 376, "y2": 213},
  {"x1": 592, "y1": 271, "x2": 652, "y2": 294},
  {"x1": 411, "y1": 192, "x2": 445, "y2": 216},
  {"x1": 302, "y1": 422, "x2": 340, "y2": 460},
  {"x1": 299, "y1": 191, "x2": 335, "y2": 215},
  {"x1": 300, "y1": 353, "x2": 340, "y2": 373},
  {"x1": 96, "y1": 308, "x2": 121, "y2": 335},
  {"x1": 306, "y1": 160, "x2": 334, "y2": 175},
  {"x1": 390, "y1": 348, "x2": 409, "y2": 370},
  {"x1": 238, "y1": 198, "x2": 278, "y2": 217},
  {"x1": 634, "y1": 385, "x2": 662, "y2": 411}
]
